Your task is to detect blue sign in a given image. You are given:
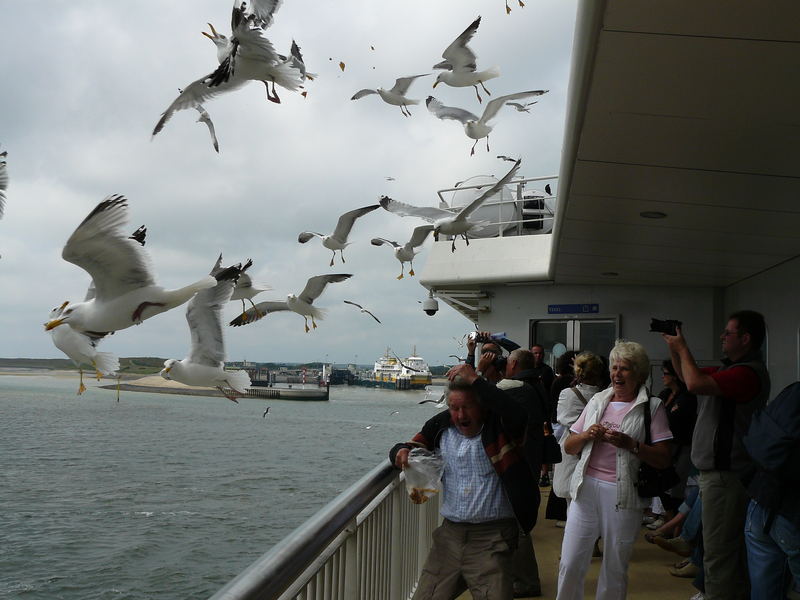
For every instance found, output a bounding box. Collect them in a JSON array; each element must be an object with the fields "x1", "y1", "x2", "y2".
[{"x1": 548, "y1": 304, "x2": 599, "y2": 314}]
